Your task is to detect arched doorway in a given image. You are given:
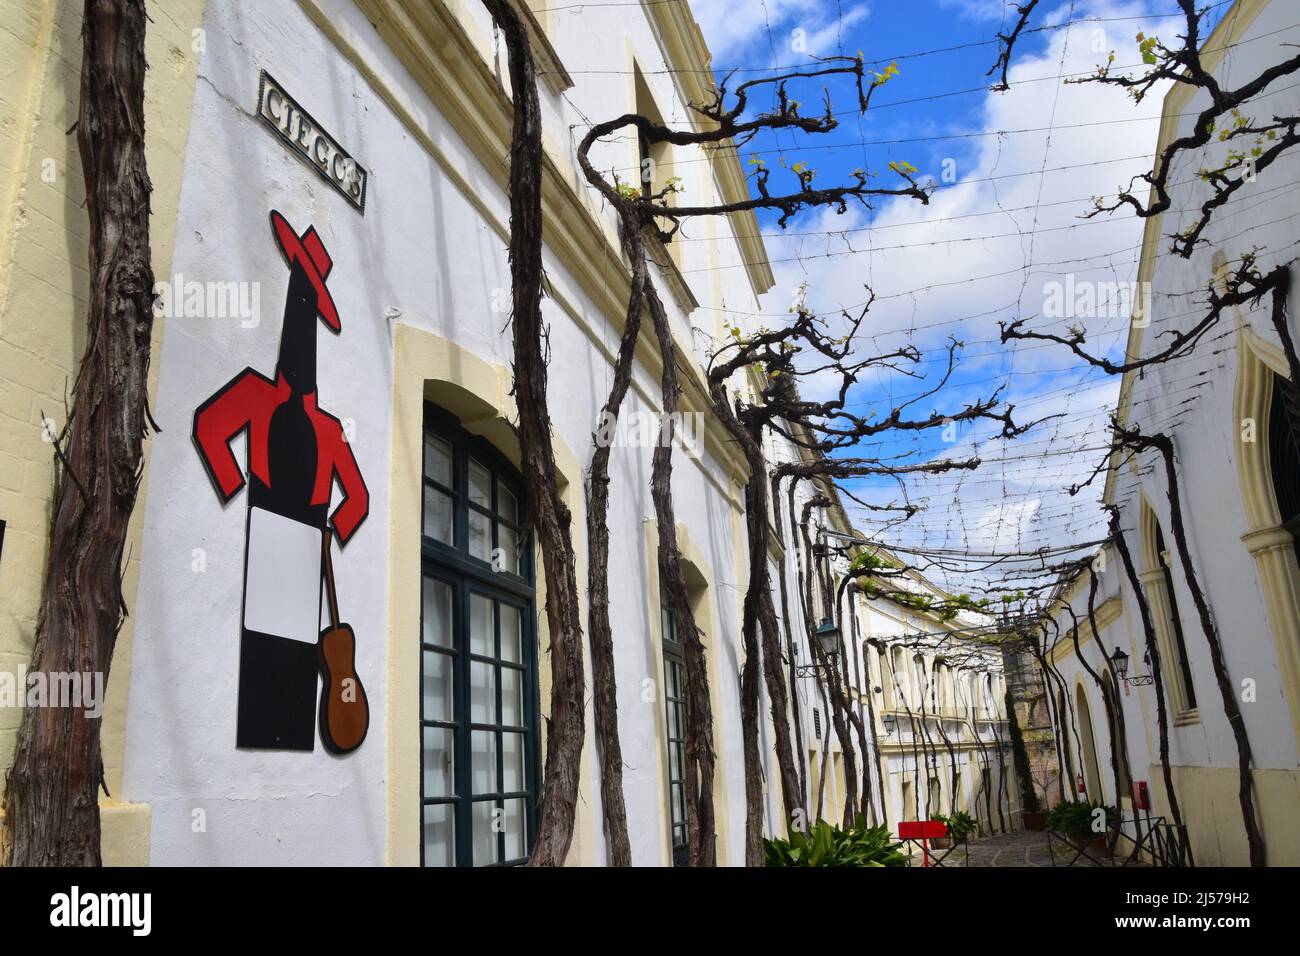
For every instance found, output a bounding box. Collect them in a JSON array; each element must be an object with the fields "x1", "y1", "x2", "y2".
[
  {"x1": 1101, "y1": 672, "x2": 1132, "y2": 798},
  {"x1": 1075, "y1": 683, "x2": 1103, "y2": 801}
]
